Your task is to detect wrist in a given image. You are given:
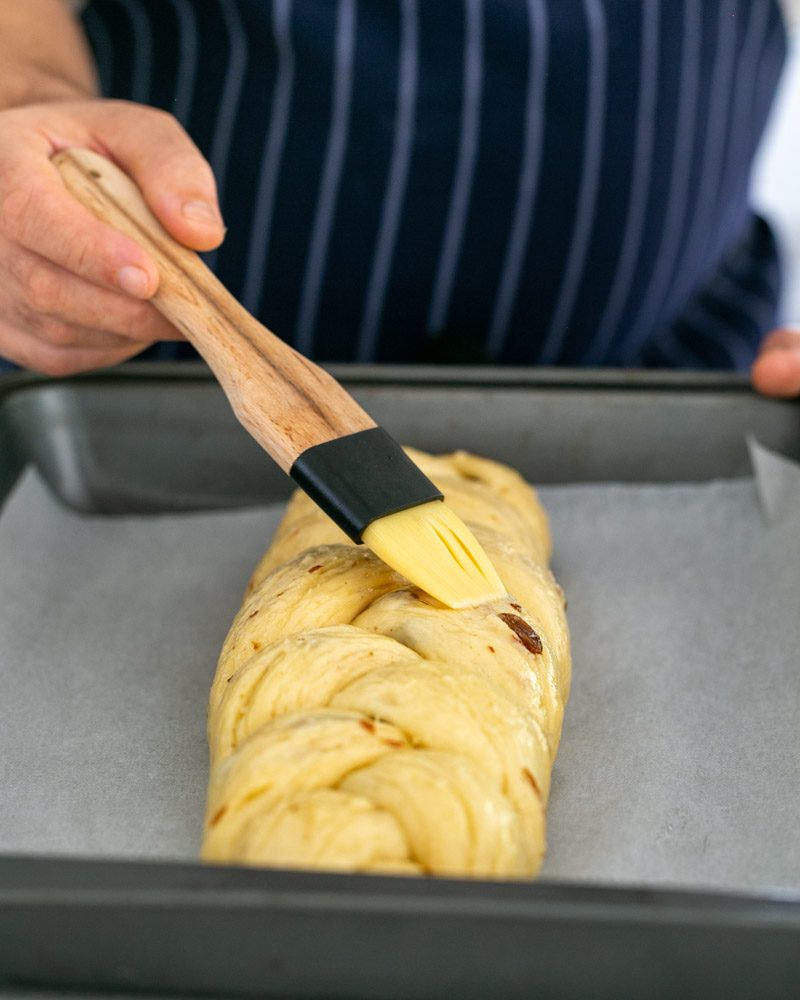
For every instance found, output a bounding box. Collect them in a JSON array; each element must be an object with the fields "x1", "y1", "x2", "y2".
[{"x1": 0, "y1": 57, "x2": 96, "y2": 112}]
